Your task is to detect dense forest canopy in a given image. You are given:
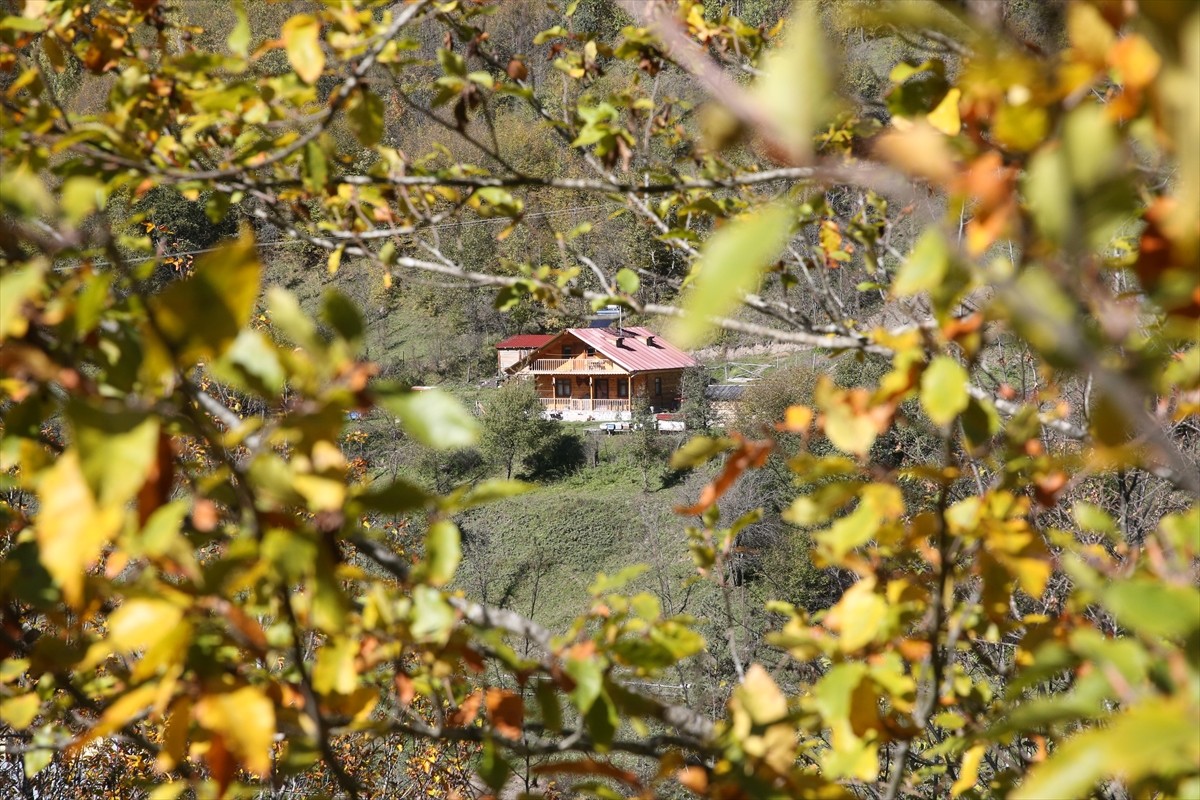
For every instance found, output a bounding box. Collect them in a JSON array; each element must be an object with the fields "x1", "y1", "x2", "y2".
[{"x1": 1, "y1": 0, "x2": 1198, "y2": 798}]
